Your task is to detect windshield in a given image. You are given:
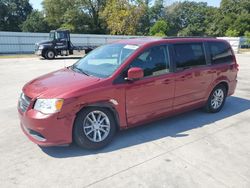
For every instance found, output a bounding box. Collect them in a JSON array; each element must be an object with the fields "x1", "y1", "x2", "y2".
[
  {"x1": 49, "y1": 32, "x2": 55, "y2": 40},
  {"x1": 56, "y1": 31, "x2": 67, "y2": 40},
  {"x1": 72, "y1": 43, "x2": 139, "y2": 78}
]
